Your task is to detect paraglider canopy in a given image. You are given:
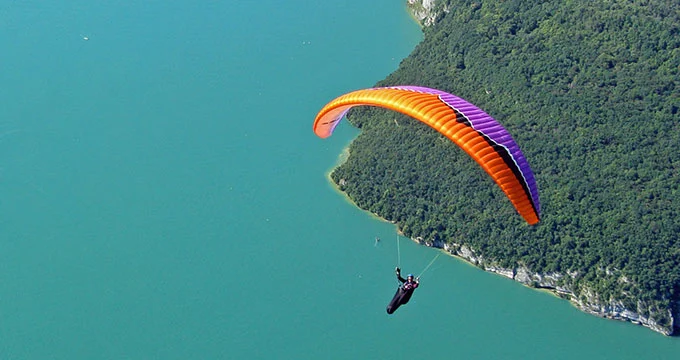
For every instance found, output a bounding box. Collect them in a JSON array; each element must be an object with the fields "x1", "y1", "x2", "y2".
[{"x1": 313, "y1": 85, "x2": 540, "y2": 225}]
